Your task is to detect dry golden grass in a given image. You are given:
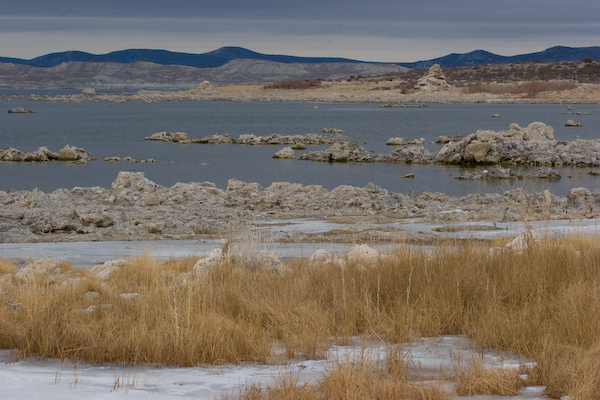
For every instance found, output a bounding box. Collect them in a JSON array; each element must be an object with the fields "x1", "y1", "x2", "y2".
[
  {"x1": 228, "y1": 349, "x2": 450, "y2": 400},
  {"x1": 0, "y1": 259, "x2": 16, "y2": 274},
  {"x1": 1, "y1": 234, "x2": 599, "y2": 398},
  {"x1": 454, "y1": 357, "x2": 525, "y2": 396}
]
